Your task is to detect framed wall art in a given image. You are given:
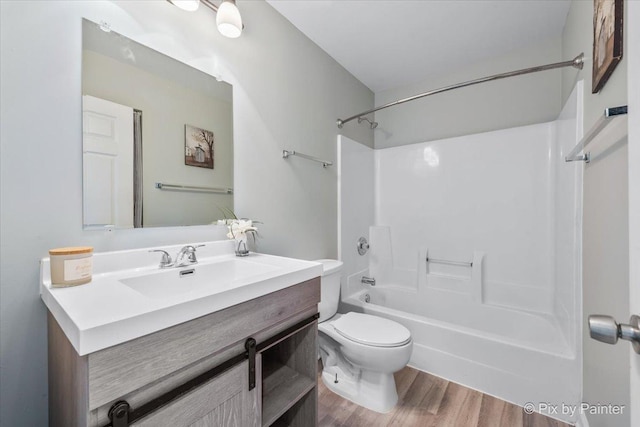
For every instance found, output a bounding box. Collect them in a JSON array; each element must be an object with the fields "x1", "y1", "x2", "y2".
[{"x1": 592, "y1": 0, "x2": 623, "y2": 93}]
